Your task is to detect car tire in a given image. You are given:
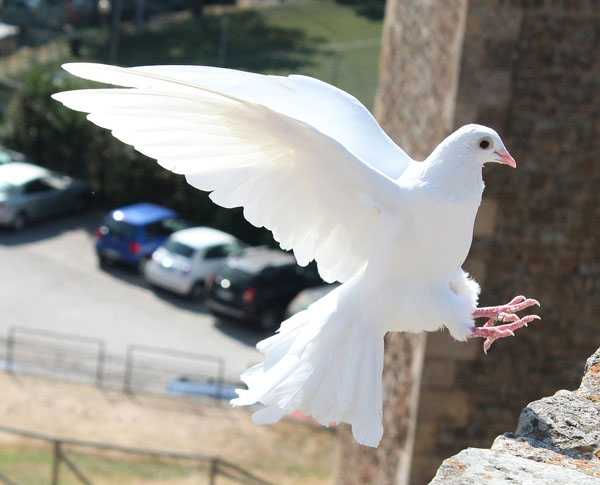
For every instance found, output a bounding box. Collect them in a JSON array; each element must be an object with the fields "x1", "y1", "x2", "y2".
[
  {"x1": 138, "y1": 257, "x2": 150, "y2": 274},
  {"x1": 97, "y1": 252, "x2": 112, "y2": 268},
  {"x1": 258, "y1": 309, "x2": 283, "y2": 332},
  {"x1": 188, "y1": 281, "x2": 205, "y2": 301},
  {"x1": 12, "y1": 212, "x2": 27, "y2": 231}
]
